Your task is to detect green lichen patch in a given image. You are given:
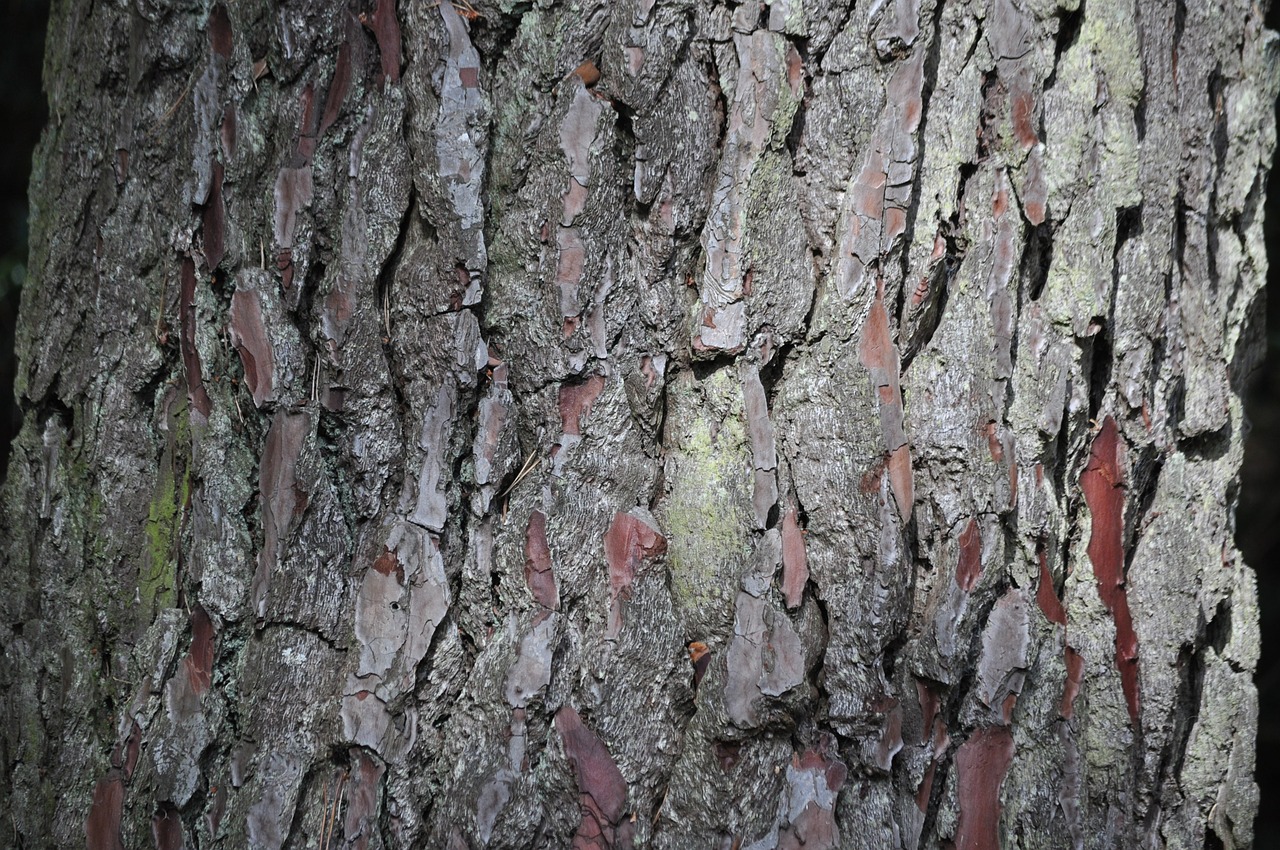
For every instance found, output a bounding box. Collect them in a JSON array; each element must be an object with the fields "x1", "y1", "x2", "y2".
[
  {"x1": 140, "y1": 394, "x2": 192, "y2": 618},
  {"x1": 660, "y1": 369, "x2": 755, "y2": 636}
]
